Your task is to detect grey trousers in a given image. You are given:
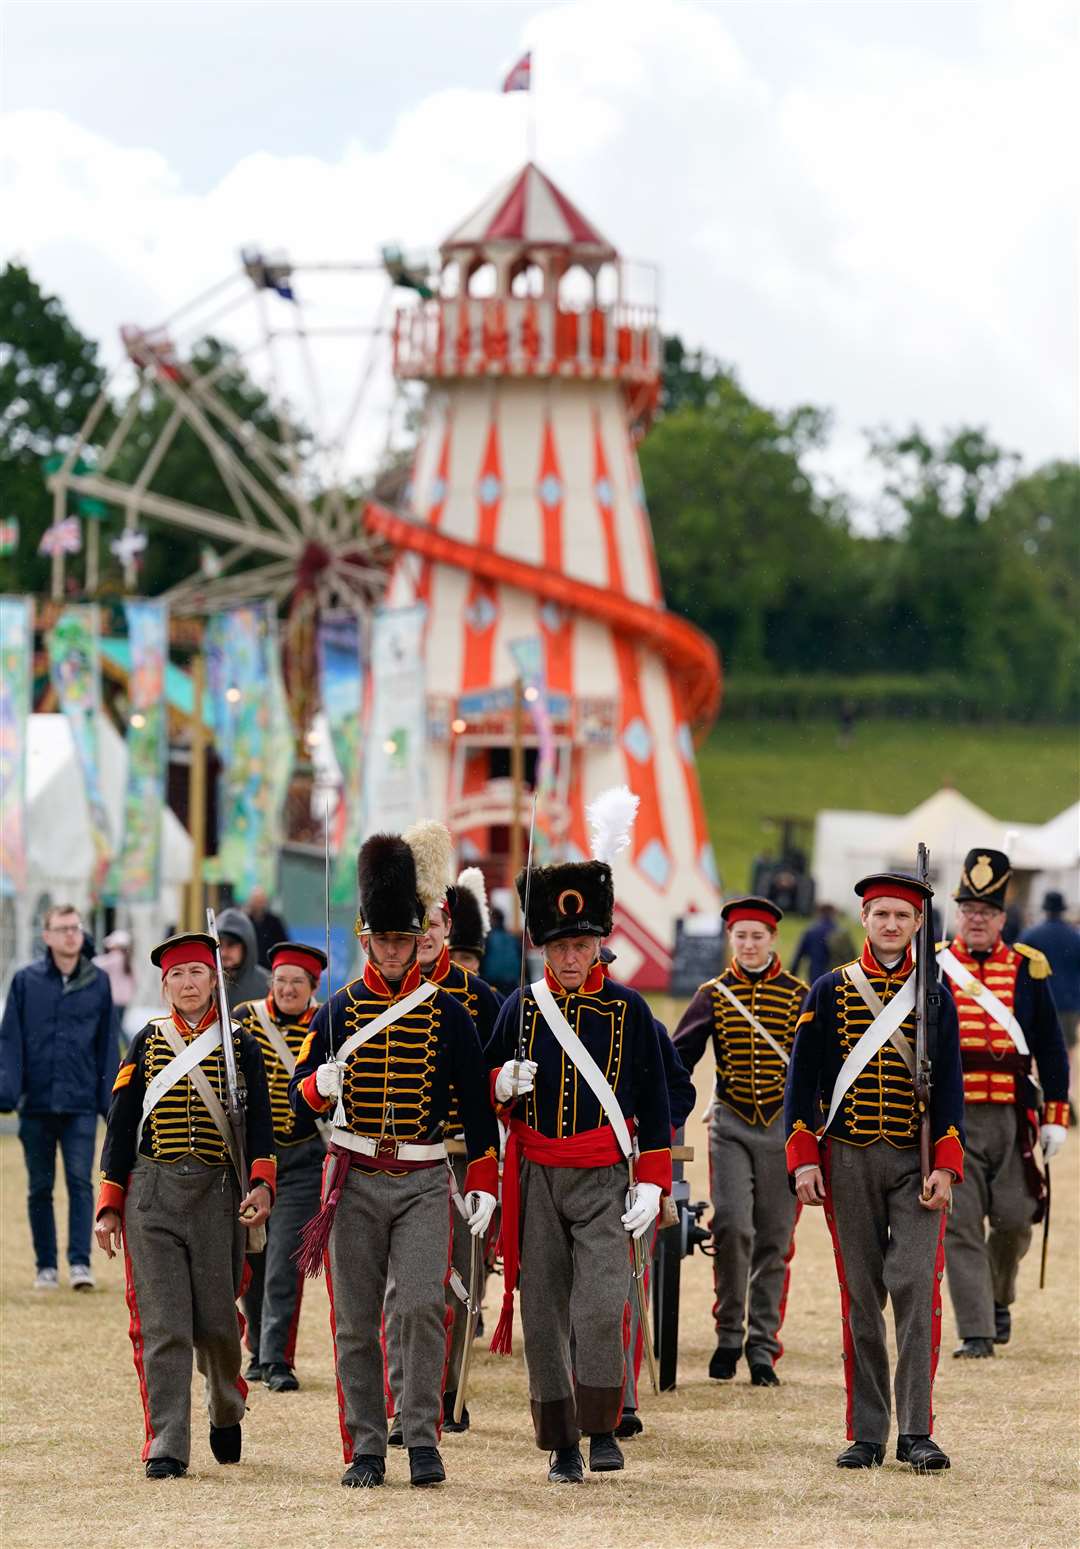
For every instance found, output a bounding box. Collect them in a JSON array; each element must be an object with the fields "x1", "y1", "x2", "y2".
[
  {"x1": 946, "y1": 1104, "x2": 1037, "y2": 1339},
  {"x1": 328, "y1": 1163, "x2": 451, "y2": 1459},
  {"x1": 258, "y1": 1136, "x2": 324, "y2": 1368},
  {"x1": 708, "y1": 1102, "x2": 799, "y2": 1363},
  {"x1": 385, "y1": 1153, "x2": 473, "y2": 1413},
  {"x1": 122, "y1": 1155, "x2": 246, "y2": 1466},
  {"x1": 824, "y1": 1139, "x2": 946, "y2": 1444},
  {"x1": 520, "y1": 1160, "x2": 630, "y2": 1449}
]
